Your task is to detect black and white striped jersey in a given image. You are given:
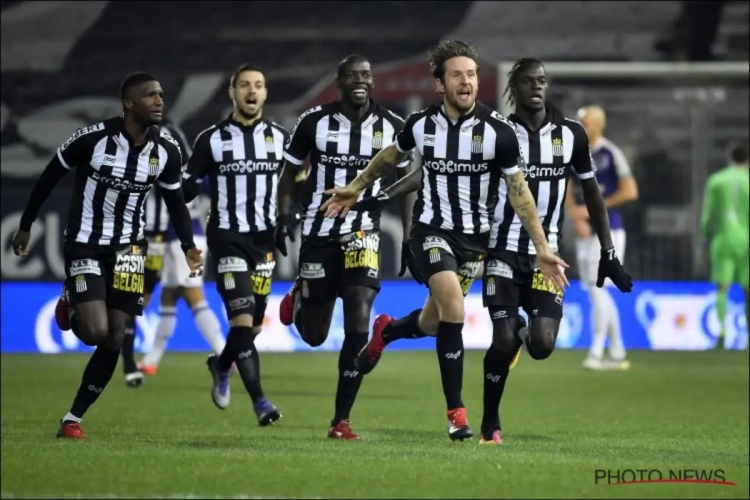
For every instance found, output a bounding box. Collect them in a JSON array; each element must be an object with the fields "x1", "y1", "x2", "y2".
[
  {"x1": 143, "y1": 120, "x2": 193, "y2": 238},
  {"x1": 395, "y1": 102, "x2": 520, "y2": 235},
  {"x1": 56, "y1": 117, "x2": 183, "y2": 245},
  {"x1": 489, "y1": 111, "x2": 596, "y2": 254},
  {"x1": 184, "y1": 115, "x2": 288, "y2": 233},
  {"x1": 283, "y1": 100, "x2": 410, "y2": 238}
]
